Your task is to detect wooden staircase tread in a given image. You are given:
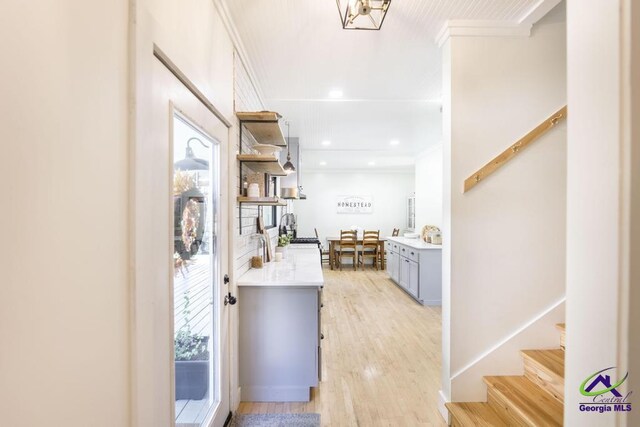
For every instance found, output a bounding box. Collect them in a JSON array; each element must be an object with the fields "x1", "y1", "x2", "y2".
[
  {"x1": 521, "y1": 349, "x2": 565, "y2": 378},
  {"x1": 484, "y1": 376, "x2": 563, "y2": 427},
  {"x1": 446, "y1": 402, "x2": 508, "y2": 426},
  {"x1": 555, "y1": 323, "x2": 565, "y2": 332}
]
